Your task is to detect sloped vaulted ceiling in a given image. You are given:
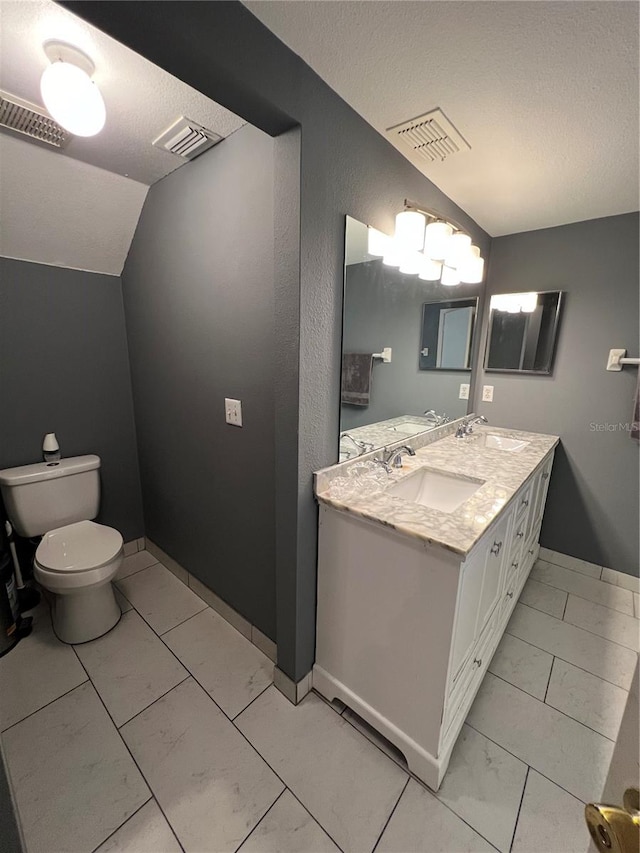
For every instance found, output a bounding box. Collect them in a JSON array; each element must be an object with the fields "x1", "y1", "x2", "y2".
[{"x1": 0, "y1": 0, "x2": 245, "y2": 275}]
